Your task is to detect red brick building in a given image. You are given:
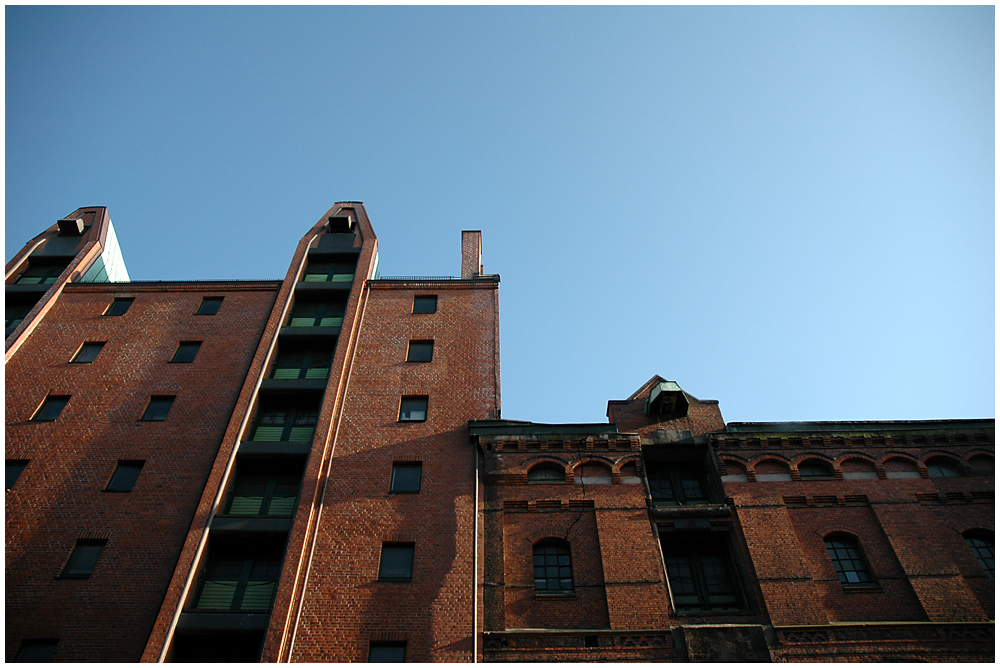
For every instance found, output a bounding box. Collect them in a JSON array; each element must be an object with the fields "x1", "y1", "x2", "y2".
[{"x1": 6, "y1": 204, "x2": 993, "y2": 662}]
